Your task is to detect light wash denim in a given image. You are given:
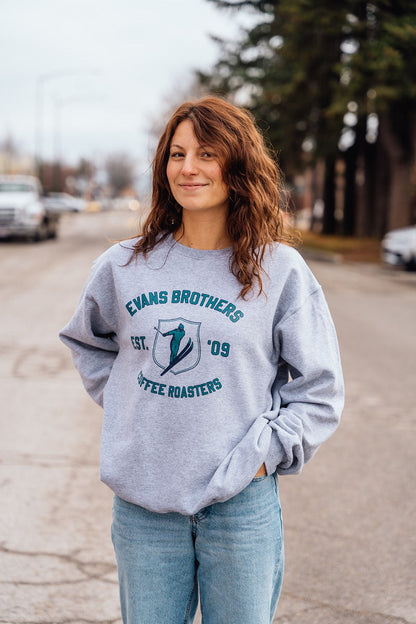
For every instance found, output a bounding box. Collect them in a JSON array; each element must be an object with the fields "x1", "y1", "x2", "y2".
[{"x1": 111, "y1": 473, "x2": 284, "y2": 624}]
